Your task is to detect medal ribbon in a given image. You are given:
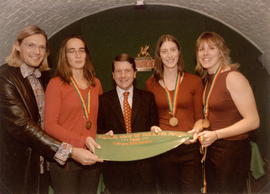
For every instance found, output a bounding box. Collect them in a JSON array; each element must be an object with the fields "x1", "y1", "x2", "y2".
[
  {"x1": 203, "y1": 66, "x2": 222, "y2": 119},
  {"x1": 201, "y1": 66, "x2": 222, "y2": 194},
  {"x1": 70, "y1": 77, "x2": 91, "y2": 121},
  {"x1": 164, "y1": 72, "x2": 184, "y2": 116}
]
